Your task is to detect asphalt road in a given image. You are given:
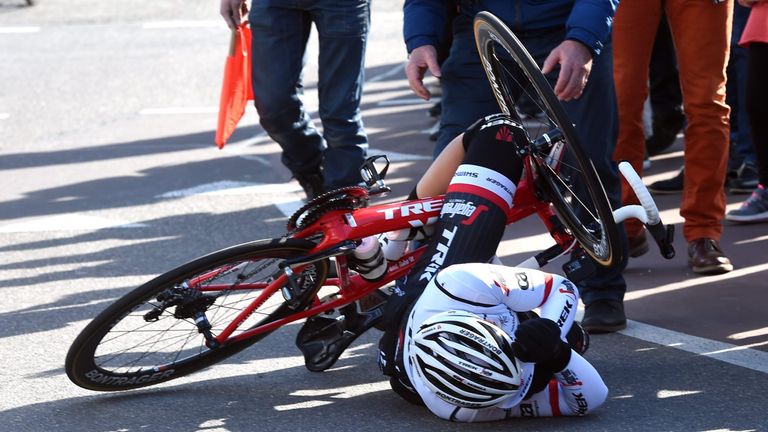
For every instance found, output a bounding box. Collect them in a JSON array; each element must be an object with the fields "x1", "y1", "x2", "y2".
[{"x1": 1, "y1": 1, "x2": 765, "y2": 431}]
